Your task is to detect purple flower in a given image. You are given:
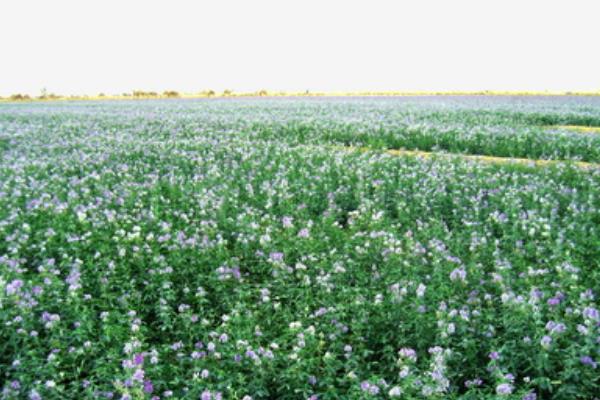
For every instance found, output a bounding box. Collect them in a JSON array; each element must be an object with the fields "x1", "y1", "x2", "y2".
[
  {"x1": 298, "y1": 228, "x2": 310, "y2": 238},
  {"x1": 132, "y1": 368, "x2": 145, "y2": 383},
  {"x1": 6, "y1": 279, "x2": 24, "y2": 295},
  {"x1": 269, "y1": 252, "x2": 284, "y2": 262},
  {"x1": 143, "y1": 380, "x2": 154, "y2": 394},
  {"x1": 580, "y1": 356, "x2": 597, "y2": 368},
  {"x1": 449, "y1": 267, "x2": 467, "y2": 282},
  {"x1": 133, "y1": 353, "x2": 144, "y2": 365},
  {"x1": 360, "y1": 381, "x2": 380, "y2": 394},
  {"x1": 583, "y1": 307, "x2": 599, "y2": 321},
  {"x1": 201, "y1": 390, "x2": 212, "y2": 400},
  {"x1": 550, "y1": 323, "x2": 566, "y2": 334},
  {"x1": 66, "y1": 268, "x2": 81, "y2": 291},
  {"x1": 171, "y1": 341, "x2": 183, "y2": 350},
  {"x1": 547, "y1": 297, "x2": 560, "y2": 306},
  {"x1": 398, "y1": 347, "x2": 417, "y2": 361},
  {"x1": 314, "y1": 307, "x2": 327, "y2": 317},
  {"x1": 522, "y1": 391, "x2": 537, "y2": 400},
  {"x1": 465, "y1": 378, "x2": 483, "y2": 388},
  {"x1": 530, "y1": 288, "x2": 543, "y2": 300},
  {"x1": 577, "y1": 324, "x2": 589, "y2": 335},
  {"x1": 580, "y1": 289, "x2": 595, "y2": 300},
  {"x1": 521, "y1": 392, "x2": 537, "y2": 400},
  {"x1": 489, "y1": 351, "x2": 499, "y2": 360},
  {"x1": 282, "y1": 216, "x2": 293, "y2": 228},
  {"x1": 496, "y1": 383, "x2": 513, "y2": 395},
  {"x1": 29, "y1": 390, "x2": 42, "y2": 400},
  {"x1": 540, "y1": 335, "x2": 552, "y2": 348}
]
